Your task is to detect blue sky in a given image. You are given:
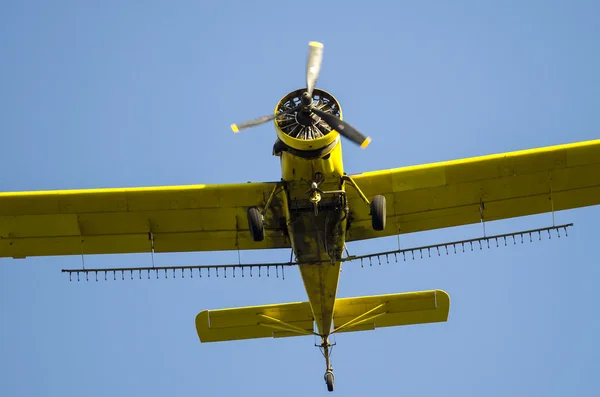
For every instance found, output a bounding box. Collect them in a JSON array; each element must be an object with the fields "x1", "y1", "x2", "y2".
[{"x1": 1, "y1": 1, "x2": 599, "y2": 396}]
